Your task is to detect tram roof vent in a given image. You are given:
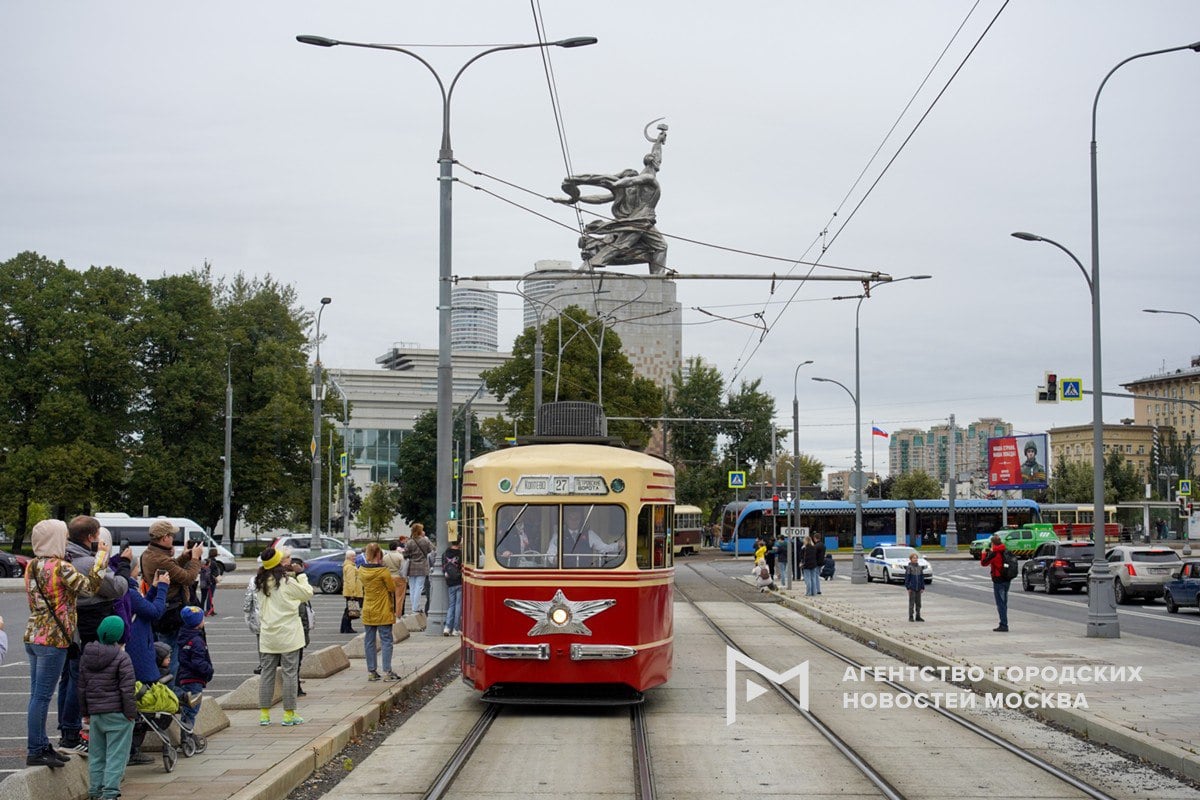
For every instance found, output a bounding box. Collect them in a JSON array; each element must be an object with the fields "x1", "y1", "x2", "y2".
[{"x1": 537, "y1": 401, "x2": 608, "y2": 438}]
